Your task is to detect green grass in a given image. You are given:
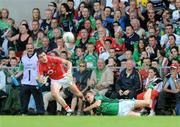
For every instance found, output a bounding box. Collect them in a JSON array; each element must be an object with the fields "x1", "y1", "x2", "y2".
[{"x1": 0, "y1": 116, "x2": 180, "y2": 127}]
